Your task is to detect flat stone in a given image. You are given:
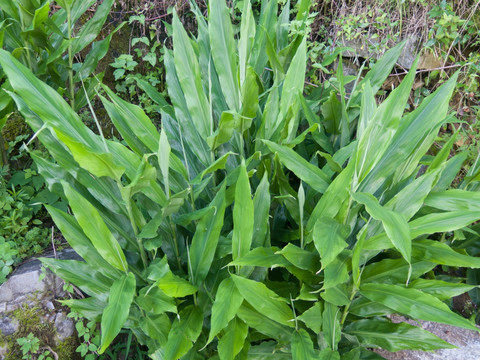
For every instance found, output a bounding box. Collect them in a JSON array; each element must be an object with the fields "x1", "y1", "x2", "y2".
[
  {"x1": 375, "y1": 315, "x2": 480, "y2": 359},
  {"x1": 54, "y1": 312, "x2": 75, "y2": 344},
  {"x1": 0, "y1": 248, "x2": 82, "y2": 359}
]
